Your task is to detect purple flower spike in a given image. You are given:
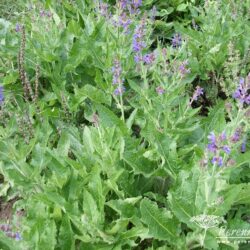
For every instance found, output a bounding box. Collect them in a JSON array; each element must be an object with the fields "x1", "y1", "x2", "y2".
[
  {"x1": 156, "y1": 86, "x2": 165, "y2": 95},
  {"x1": 219, "y1": 131, "x2": 227, "y2": 141},
  {"x1": 15, "y1": 232, "x2": 22, "y2": 241},
  {"x1": 172, "y1": 33, "x2": 182, "y2": 48},
  {"x1": 241, "y1": 139, "x2": 247, "y2": 153},
  {"x1": 112, "y1": 58, "x2": 125, "y2": 96},
  {"x1": 132, "y1": 20, "x2": 146, "y2": 55},
  {"x1": 0, "y1": 86, "x2": 4, "y2": 105},
  {"x1": 211, "y1": 156, "x2": 223, "y2": 167},
  {"x1": 239, "y1": 77, "x2": 244, "y2": 85},
  {"x1": 231, "y1": 128, "x2": 241, "y2": 142},
  {"x1": 119, "y1": 0, "x2": 129, "y2": 9},
  {"x1": 132, "y1": 0, "x2": 142, "y2": 9},
  {"x1": 15, "y1": 23, "x2": 21, "y2": 32},
  {"x1": 207, "y1": 131, "x2": 231, "y2": 167},
  {"x1": 143, "y1": 53, "x2": 155, "y2": 65},
  {"x1": 207, "y1": 132, "x2": 217, "y2": 153},
  {"x1": 118, "y1": 12, "x2": 132, "y2": 32},
  {"x1": 208, "y1": 132, "x2": 216, "y2": 144},
  {"x1": 217, "y1": 157, "x2": 223, "y2": 166},
  {"x1": 222, "y1": 145, "x2": 231, "y2": 154},
  {"x1": 99, "y1": 2, "x2": 110, "y2": 17},
  {"x1": 134, "y1": 54, "x2": 142, "y2": 63},
  {"x1": 233, "y1": 75, "x2": 250, "y2": 105},
  {"x1": 207, "y1": 143, "x2": 217, "y2": 153},
  {"x1": 114, "y1": 86, "x2": 126, "y2": 96},
  {"x1": 192, "y1": 86, "x2": 204, "y2": 101},
  {"x1": 112, "y1": 59, "x2": 123, "y2": 85},
  {"x1": 179, "y1": 61, "x2": 190, "y2": 76}
]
